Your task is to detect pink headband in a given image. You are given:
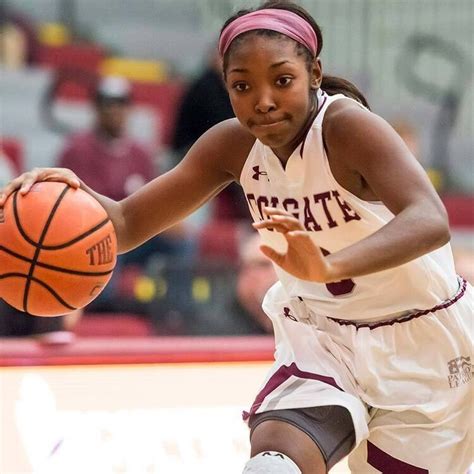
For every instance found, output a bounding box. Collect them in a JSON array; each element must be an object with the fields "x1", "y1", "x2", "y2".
[{"x1": 219, "y1": 9, "x2": 318, "y2": 57}]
